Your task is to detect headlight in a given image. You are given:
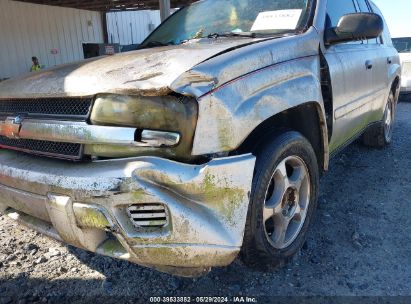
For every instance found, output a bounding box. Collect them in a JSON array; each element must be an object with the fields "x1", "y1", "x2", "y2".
[{"x1": 87, "y1": 94, "x2": 198, "y2": 161}]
